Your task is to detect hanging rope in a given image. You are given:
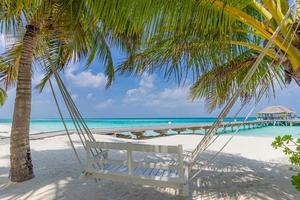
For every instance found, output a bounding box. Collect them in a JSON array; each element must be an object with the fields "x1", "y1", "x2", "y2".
[
  {"x1": 203, "y1": 9, "x2": 300, "y2": 154},
  {"x1": 49, "y1": 71, "x2": 106, "y2": 183},
  {"x1": 190, "y1": 6, "x2": 300, "y2": 180},
  {"x1": 190, "y1": 101, "x2": 257, "y2": 181},
  {"x1": 41, "y1": 40, "x2": 104, "y2": 165},
  {"x1": 49, "y1": 79, "x2": 82, "y2": 164},
  {"x1": 189, "y1": 5, "x2": 294, "y2": 165},
  {"x1": 51, "y1": 71, "x2": 103, "y2": 158}
]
